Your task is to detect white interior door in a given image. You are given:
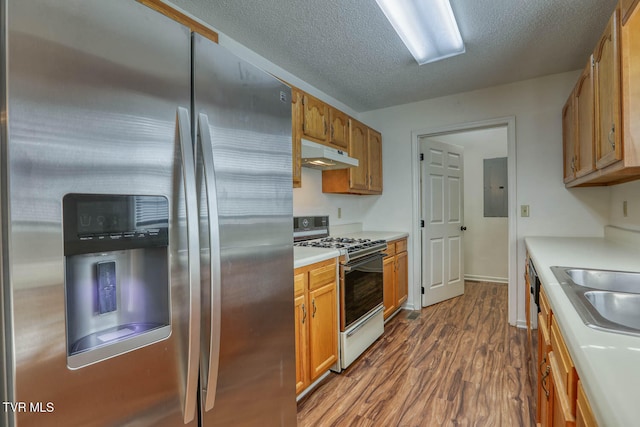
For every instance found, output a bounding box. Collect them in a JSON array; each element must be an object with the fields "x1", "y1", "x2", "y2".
[{"x1": 421, "y1": 138, "x2": 465, "y2": 307}]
